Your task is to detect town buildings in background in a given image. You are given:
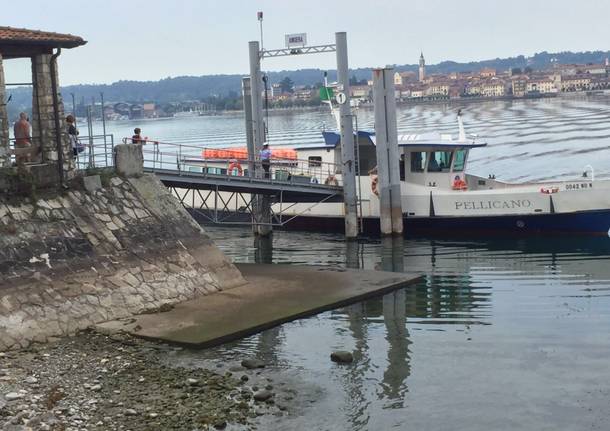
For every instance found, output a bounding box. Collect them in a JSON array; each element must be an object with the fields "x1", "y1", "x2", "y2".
[
  {"x1": 263, "y1": 54, "x2": 610, "y2": 107},
  {"x1": 74, "y1": 55, "x2": 610, "y2": 120},
  {"x1": 385, "y1": 54, "x2": 610, "y2": 103}
]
